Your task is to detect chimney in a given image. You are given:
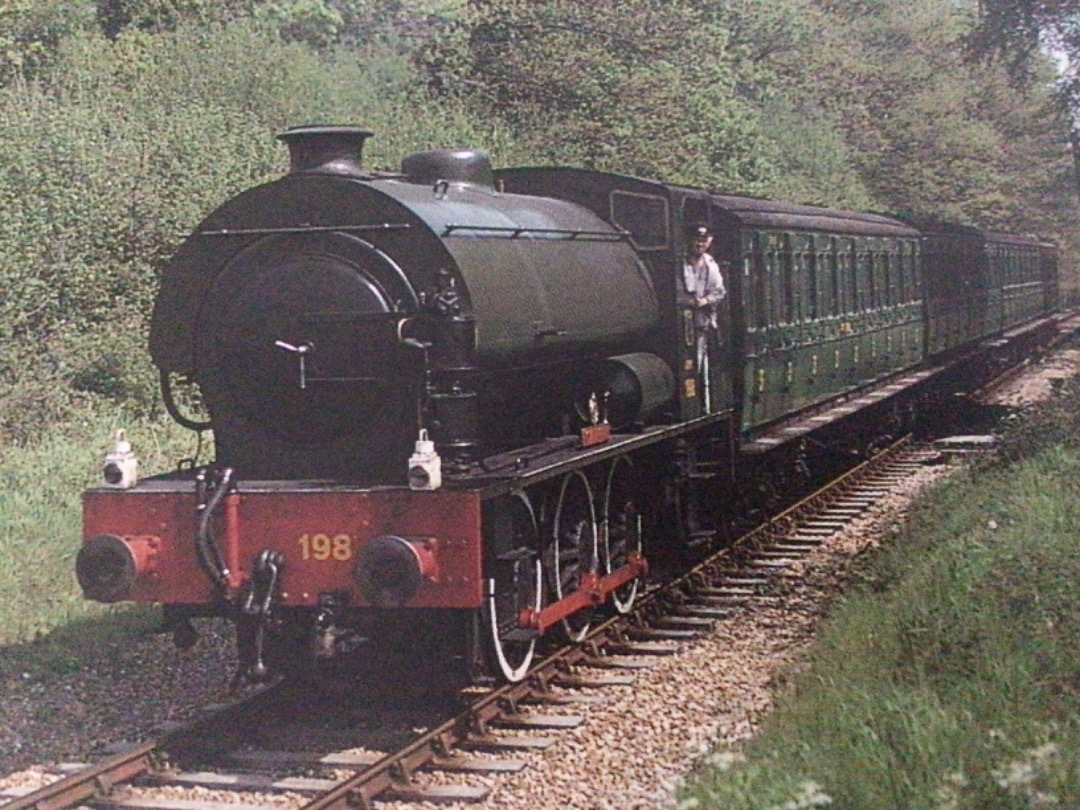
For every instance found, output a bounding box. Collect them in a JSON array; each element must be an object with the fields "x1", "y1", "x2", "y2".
[{"x1": 277, "y1": 126, "x2": 373, "y2": 176}]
